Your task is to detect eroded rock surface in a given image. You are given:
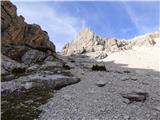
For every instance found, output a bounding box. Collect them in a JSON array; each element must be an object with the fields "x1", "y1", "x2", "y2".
[{"x1": 1, "y1": 1, "x2": 55, "y2": 62}]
